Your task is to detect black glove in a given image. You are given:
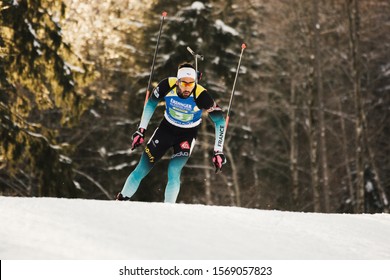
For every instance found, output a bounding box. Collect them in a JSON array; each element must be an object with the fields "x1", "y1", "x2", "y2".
[
  {"x1": 131, "y1": 128, "x2": 145, "y2": 150},
  {"x1": 212, "y1": 150, "x2": 226, "y2": 173}
]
